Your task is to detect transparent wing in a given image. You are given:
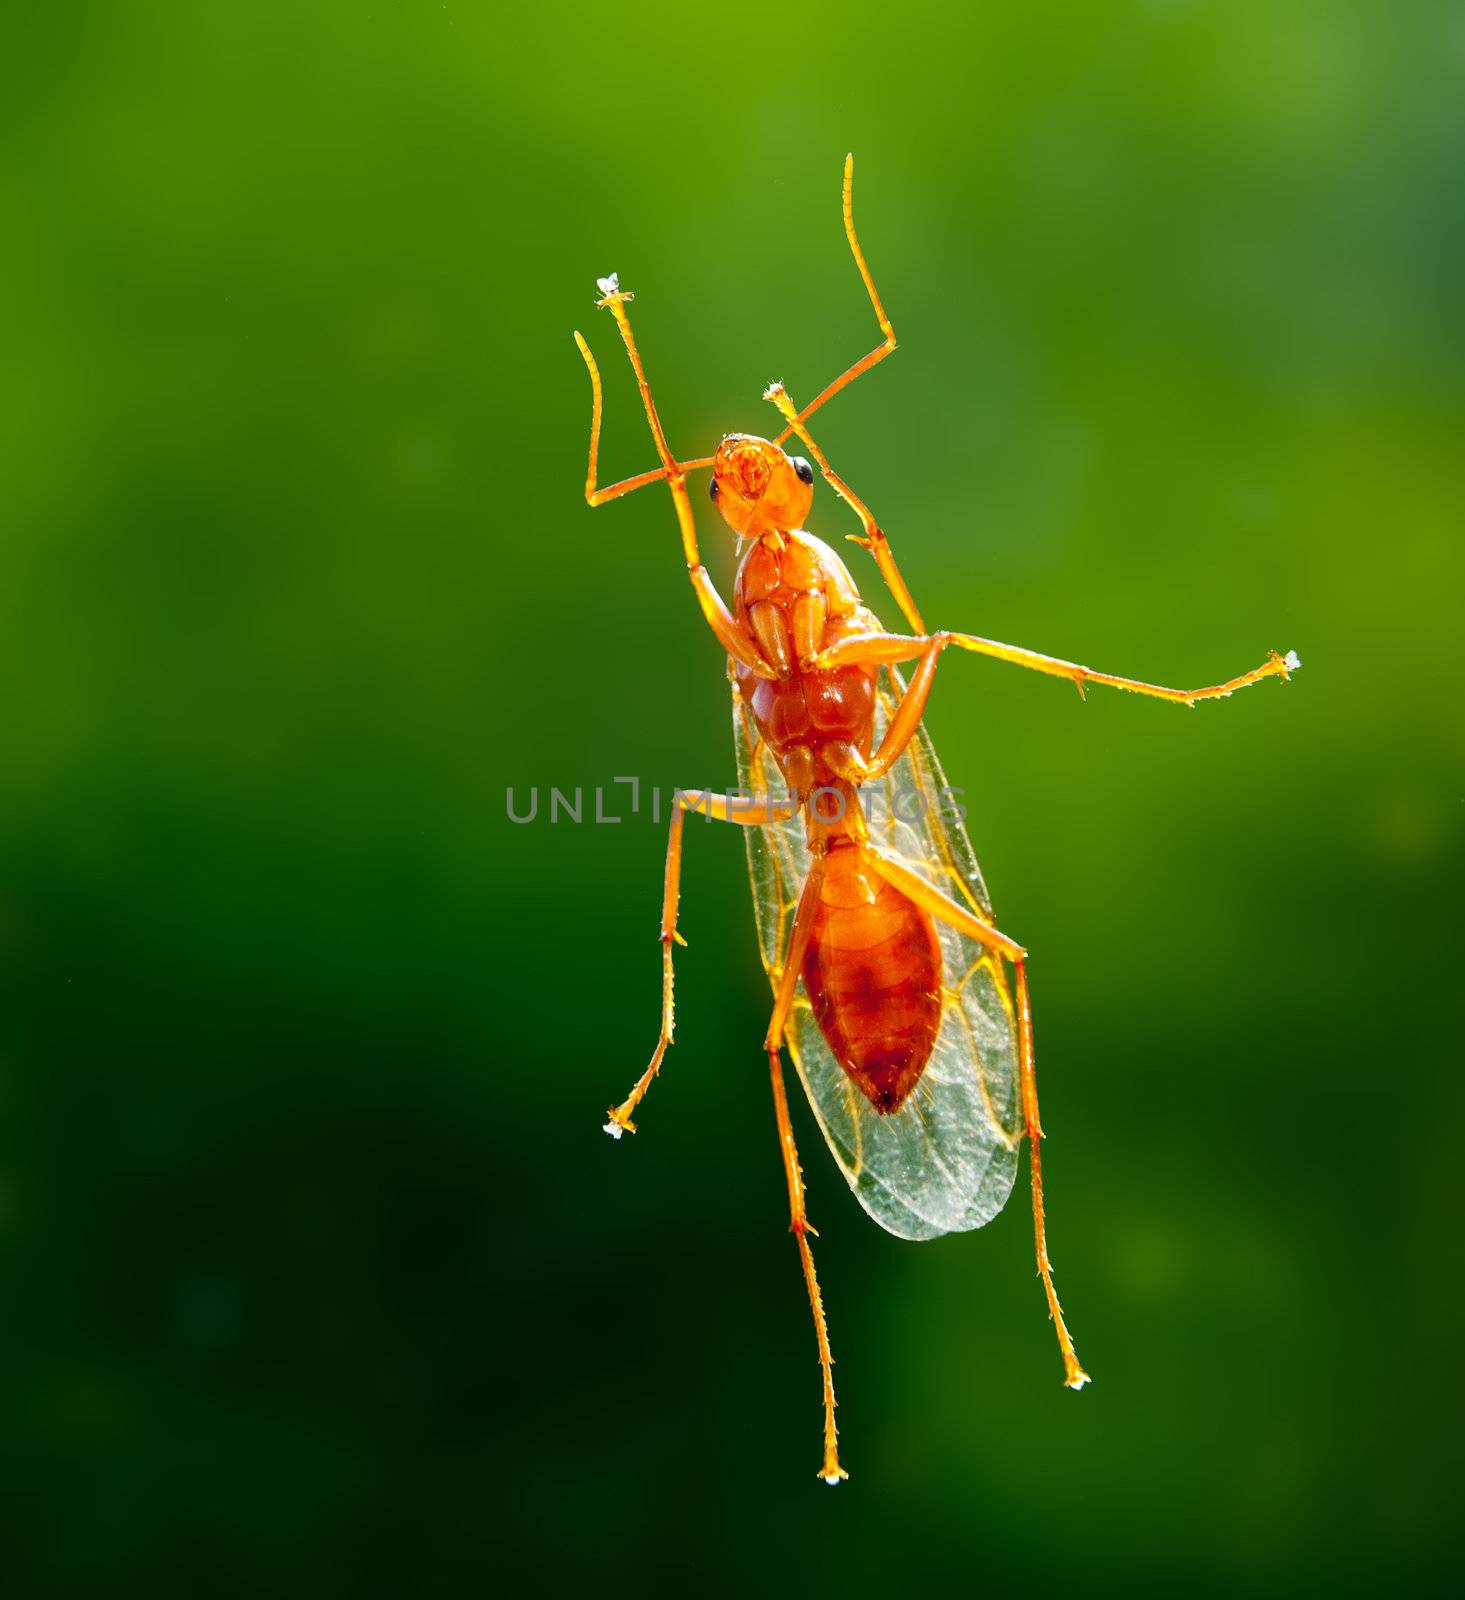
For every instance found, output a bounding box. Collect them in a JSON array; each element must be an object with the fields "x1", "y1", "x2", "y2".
[{"x1": 734, "y1": 667, "x2": 1023, "y2": 1242}]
